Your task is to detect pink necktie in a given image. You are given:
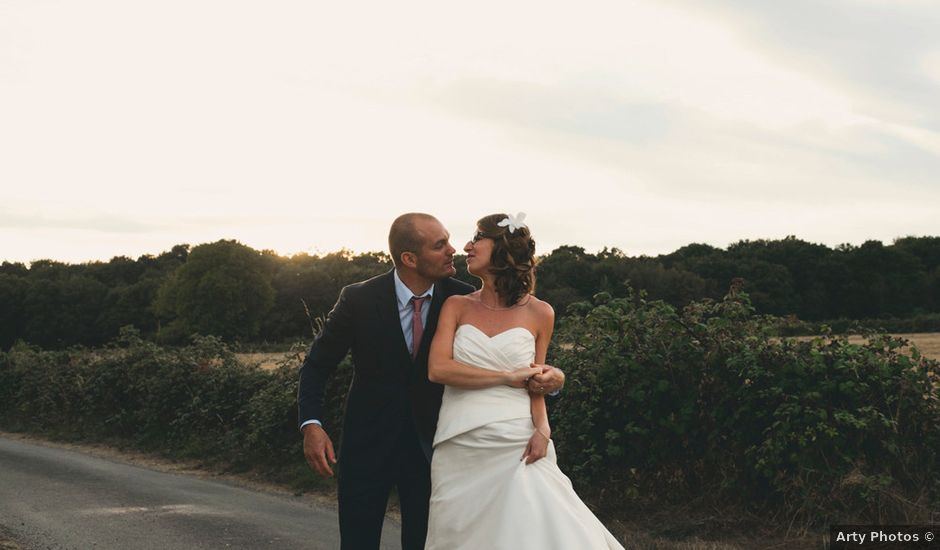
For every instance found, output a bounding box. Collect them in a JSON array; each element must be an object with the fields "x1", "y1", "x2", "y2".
[{"x1": 411, "y1": 296, "x2": 427, "y2": 359}]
